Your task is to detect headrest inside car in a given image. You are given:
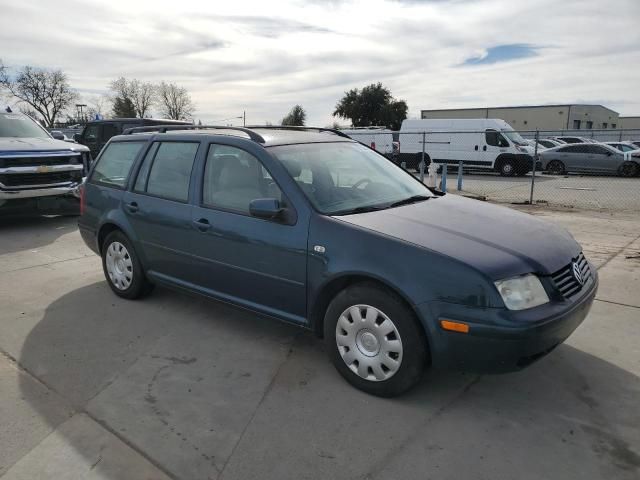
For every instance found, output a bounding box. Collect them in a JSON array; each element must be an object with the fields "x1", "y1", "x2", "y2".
[{"x1": 281, "y1": 158, "x2": 302, "y2": 177}]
